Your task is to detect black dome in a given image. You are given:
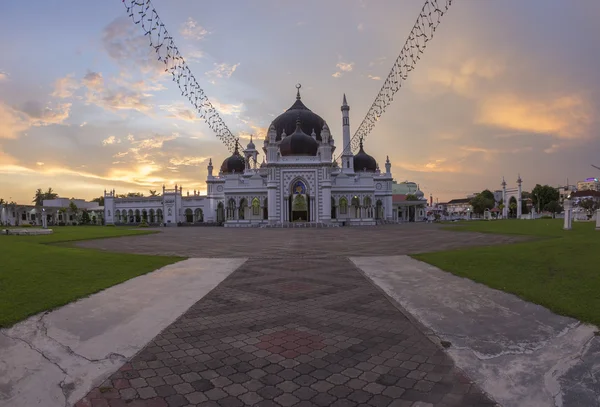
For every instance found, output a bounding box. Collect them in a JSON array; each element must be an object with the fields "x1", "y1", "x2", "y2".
[
  {"x1": 220, "y1": 145, "x2": 245, "y2": 174},
  {"x1": 270, "y1": 89, "x2": 326, "y2": 142},
  {"x1": 353, "y1": 140, "x2": 377, "y2": 172},
  {"x1": 280, "y1": 118, "x2": 319, "y2": 156}
]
